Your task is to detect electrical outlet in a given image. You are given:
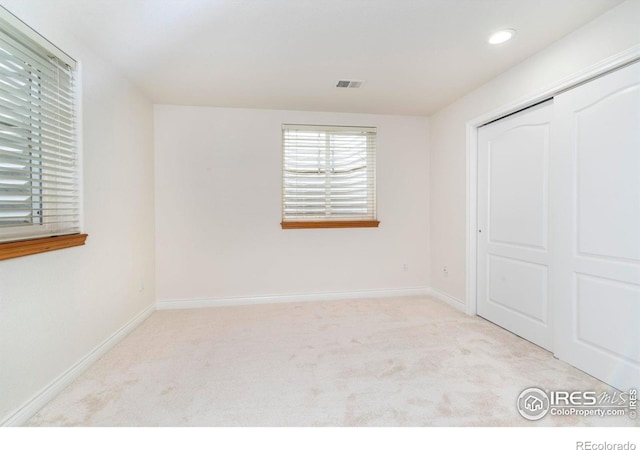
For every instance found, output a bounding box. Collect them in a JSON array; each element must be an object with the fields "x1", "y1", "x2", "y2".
[
  {"x1": 402, "y1": 263, "x2": 408, "y2": 272},
  {"x1": 442, "y1": 266, "x2": 448, "y2": 277}
]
